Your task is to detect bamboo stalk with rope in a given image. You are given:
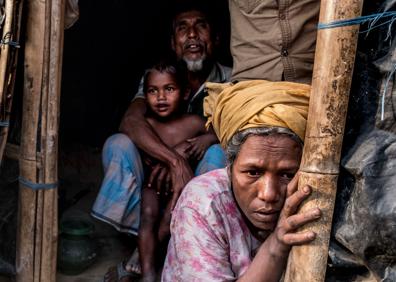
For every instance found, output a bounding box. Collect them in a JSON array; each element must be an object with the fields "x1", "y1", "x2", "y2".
[
  {"x1": 284, "y1": 0, "x2": 364, "y2": 281},
  {"x1": 16, "y1": 0, "x2": 65, "y2": 281}
]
